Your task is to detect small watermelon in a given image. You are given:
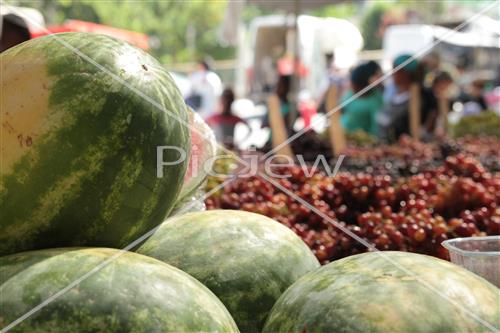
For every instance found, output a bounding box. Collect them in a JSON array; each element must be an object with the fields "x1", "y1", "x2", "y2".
[
  {"x1": 0, "y1": 248, "x2": 239, "y2": 332},
  {"x1": 263, "y1": 251, "x2": 500, "y2": 333},
  {"x1": 137, "y1": 210, "x2": 320, "y2": 332},
  {"x1": 0, "y1": 33, "x2": 190, "y2": 255}
]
